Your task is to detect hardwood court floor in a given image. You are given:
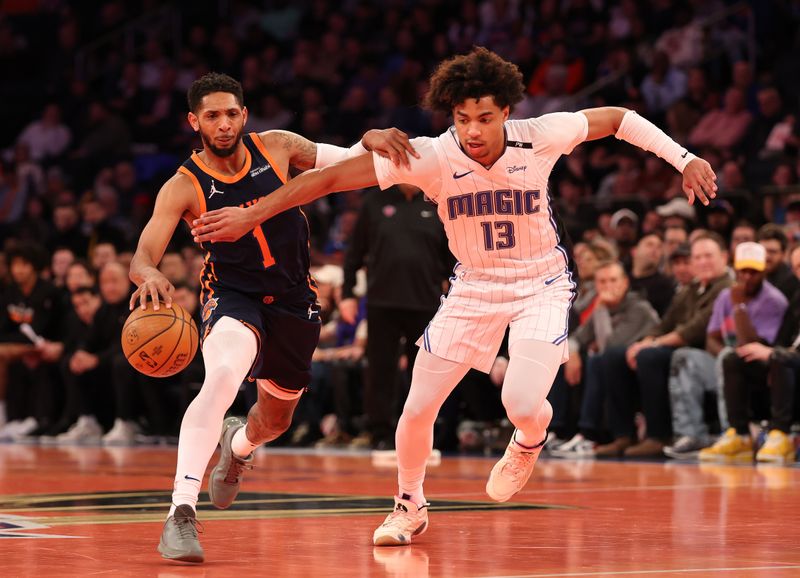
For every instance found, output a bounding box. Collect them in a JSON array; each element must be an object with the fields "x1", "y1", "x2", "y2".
[{"x1": 0, "y1": 444, "x2": 799, "y2": 578}]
